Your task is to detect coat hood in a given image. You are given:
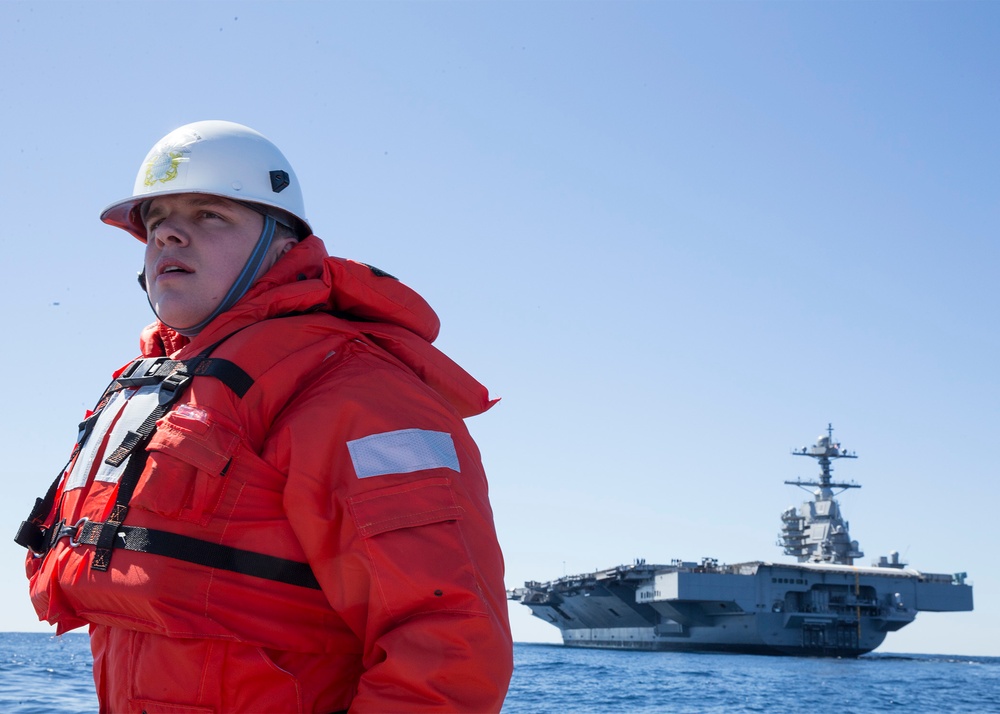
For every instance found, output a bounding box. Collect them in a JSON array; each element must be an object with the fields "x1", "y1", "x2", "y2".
[{"x1": 139, "y1": 236, "x2": 496, "y2": 418}]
